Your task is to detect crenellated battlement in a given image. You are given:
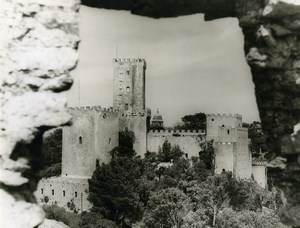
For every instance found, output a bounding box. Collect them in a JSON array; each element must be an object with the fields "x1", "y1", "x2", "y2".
[
  {"x1": 252, "y1": 159, "x2": 267, "y2": 166},
  {"x1": 67, "y1": 106, "x2": 119, "y2": 115},
  {"x1": 119, "y1": 111, "x2": 150, "y2": 117},
  {"x1": 113, "y1": 58, "x2": 146, "y2": 64},
  {"x1": 214, "y1": 141, "x2": 236, "y2": 145},
  {"x1": 148, "y1": 129, "x2": 206, "y2": 135},
  {"x1": 207, "y1": 113, "x2": 242, "y2": 119}
]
